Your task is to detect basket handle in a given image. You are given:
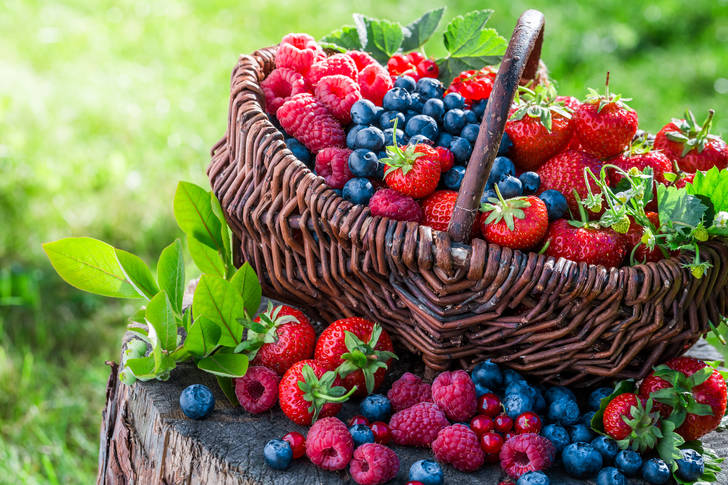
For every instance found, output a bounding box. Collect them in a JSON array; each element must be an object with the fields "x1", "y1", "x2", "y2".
[{"x1": 447, "y1": 9, "x2": 545, "y2": 243}]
